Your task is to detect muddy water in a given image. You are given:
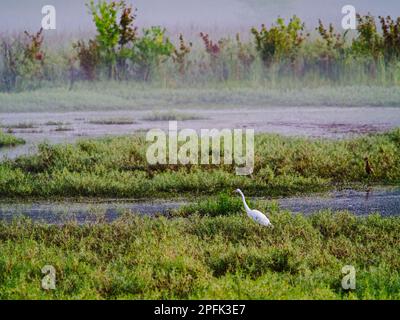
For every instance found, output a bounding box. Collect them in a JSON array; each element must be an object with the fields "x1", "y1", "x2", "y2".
[
  {"x1": 1, "y1": 106, "x2": 399, "y2": 159},
  {"x1": 0, "y1": 188, "x2": 399, "y2": 224}
]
